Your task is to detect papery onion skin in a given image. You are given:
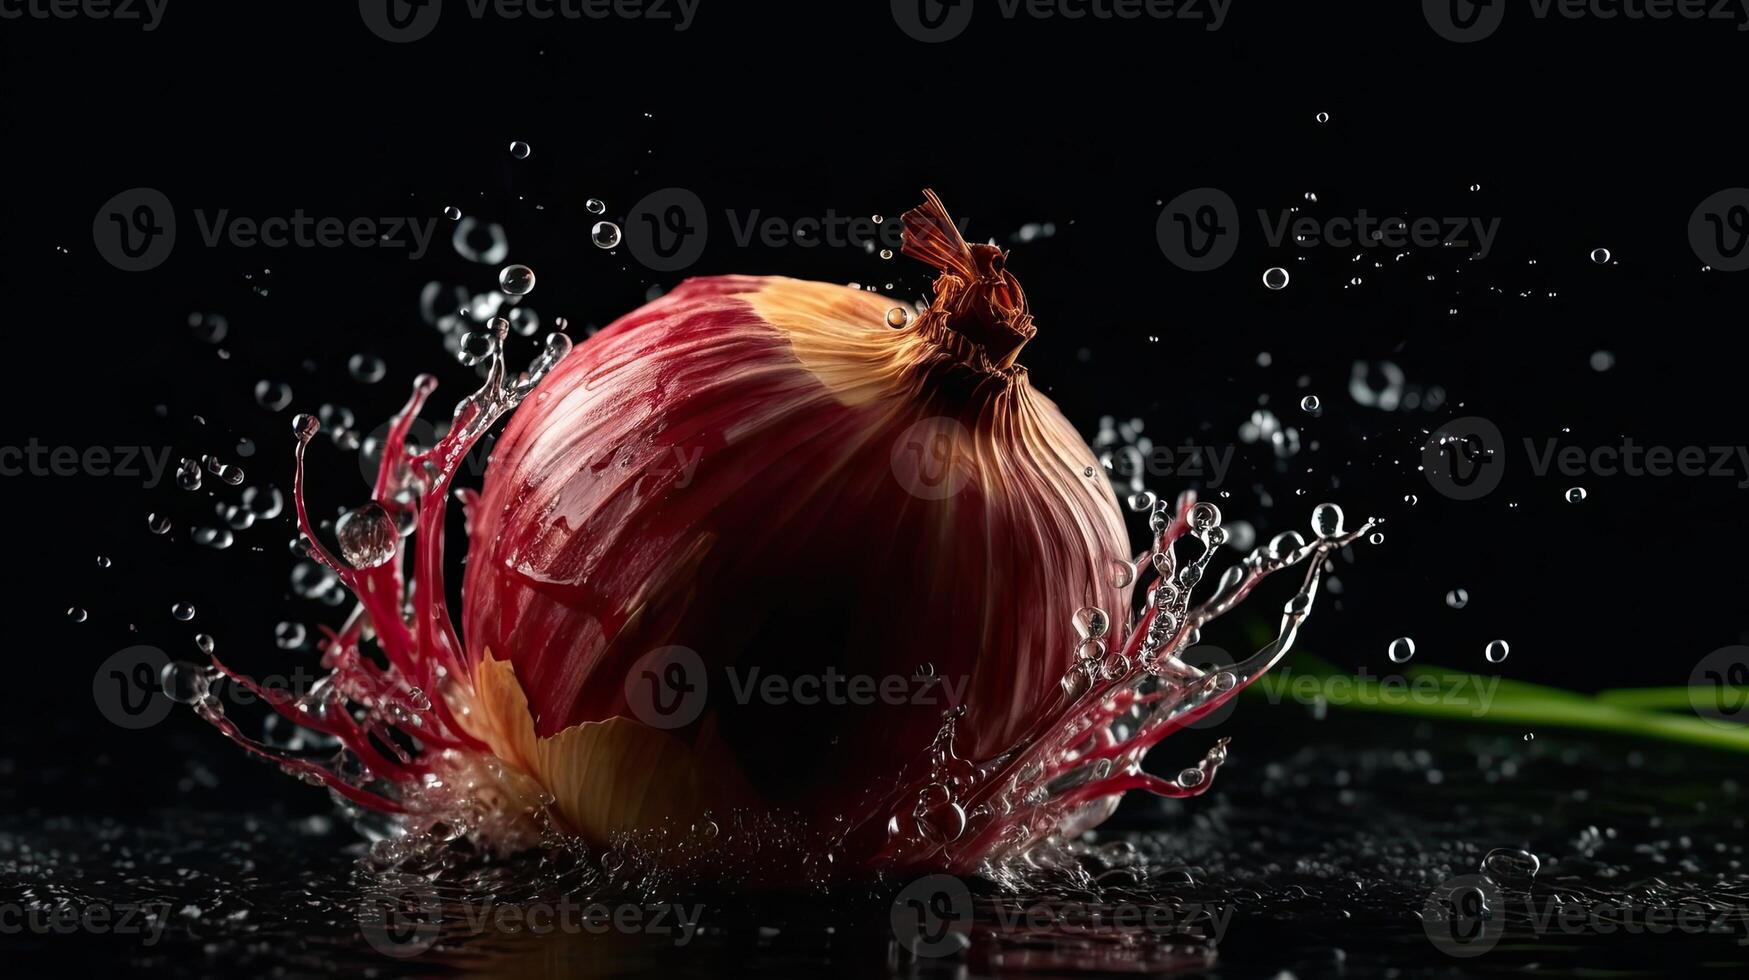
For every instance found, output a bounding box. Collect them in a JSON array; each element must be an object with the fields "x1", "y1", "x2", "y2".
[{"x1": 461, "y1": 239, "x2": 1130, "y2": 845}]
